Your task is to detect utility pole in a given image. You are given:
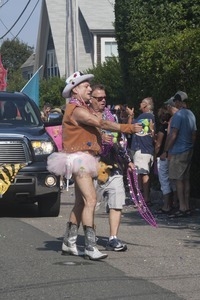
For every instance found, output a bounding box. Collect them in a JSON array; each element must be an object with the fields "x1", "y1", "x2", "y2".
[{"x1": 65, "y1": 0, "x2": 78, "y2": 77}]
